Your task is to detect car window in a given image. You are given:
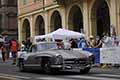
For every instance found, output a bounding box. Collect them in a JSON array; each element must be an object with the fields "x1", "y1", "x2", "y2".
[
  {"x1": 28, "y1": 45, "x2": 37, "y2": 52},
  {"x1": 37, "y1": 43, "x2": 57, "y2": 51}
]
